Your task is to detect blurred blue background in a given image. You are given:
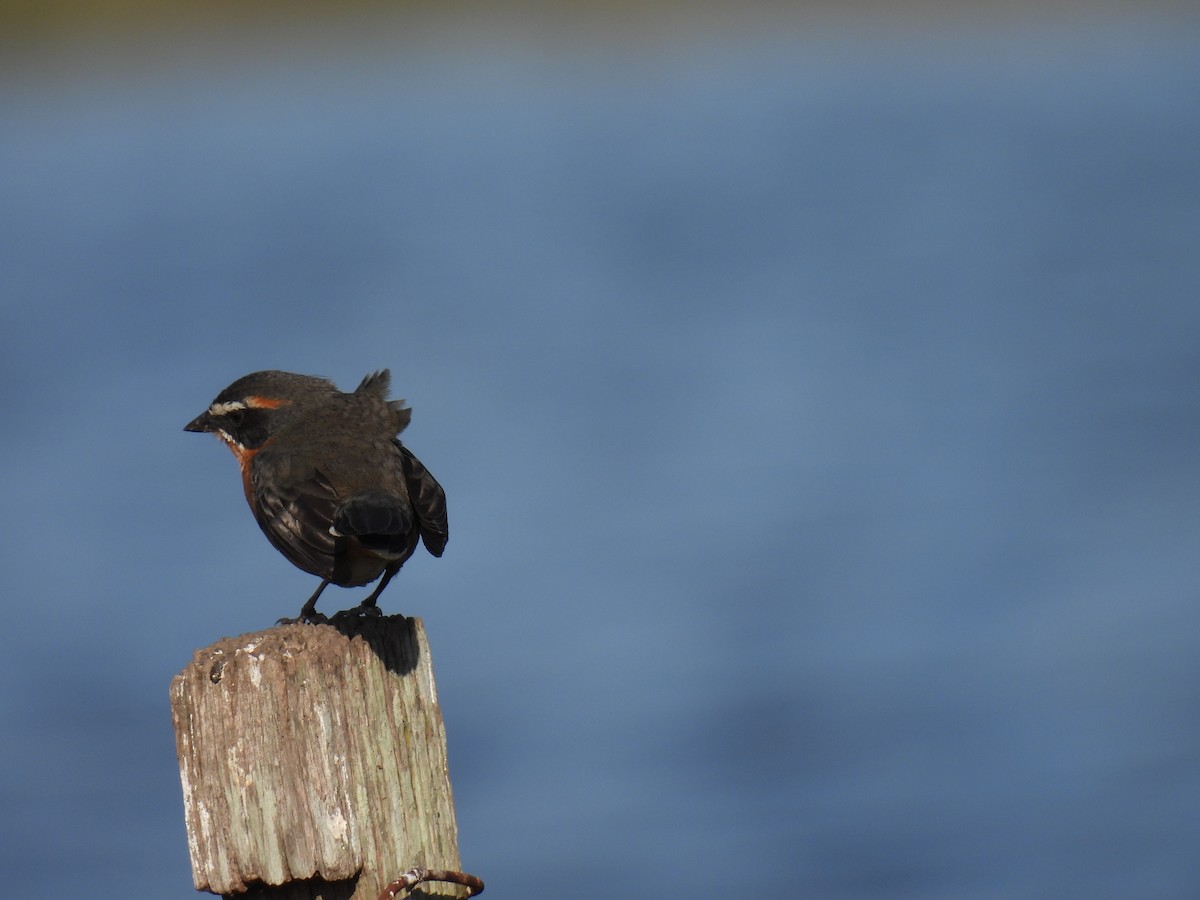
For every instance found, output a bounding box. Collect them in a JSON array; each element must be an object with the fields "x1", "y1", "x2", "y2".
[{"x1": 2, "y1": 3, "x2": 1200, "y2": 897}]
